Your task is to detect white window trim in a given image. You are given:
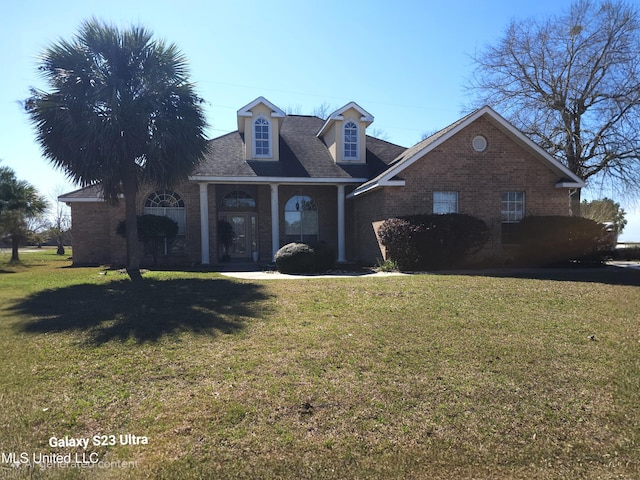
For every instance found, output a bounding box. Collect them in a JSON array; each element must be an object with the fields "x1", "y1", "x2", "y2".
[
  {"x1": 284, "y1": 195, "x2": 319, "y2": 243},
  {"x1": 143, "y1": 191, "x2": 186, "y2": 255},
  {"x1": 253, "y1": 115, "x2": 272, "y2": 158},
  {"x1": 433, "y1": 191, "x2": 458, "y2": 214},
  {"x1": 342, "y1": 119, "x2": 360, "y2": 161},
  {"x1": 501, "y1": 191, "x2": 525, "y2": 223}
]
